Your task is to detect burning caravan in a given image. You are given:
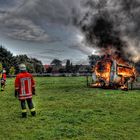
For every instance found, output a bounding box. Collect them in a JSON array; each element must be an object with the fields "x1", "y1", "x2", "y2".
[{"x1": 91, "y1": 57, "x2": 136, "y2": 90}]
